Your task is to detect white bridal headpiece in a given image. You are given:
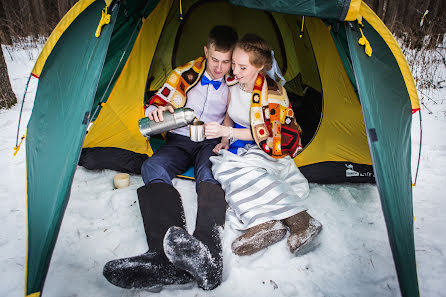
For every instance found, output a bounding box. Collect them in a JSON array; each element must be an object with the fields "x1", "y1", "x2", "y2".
[{"x1": 266, "y1": 50, "x2": 286, "y2": 86}]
